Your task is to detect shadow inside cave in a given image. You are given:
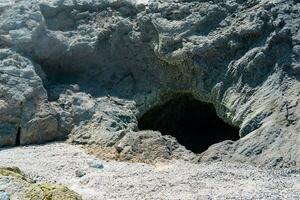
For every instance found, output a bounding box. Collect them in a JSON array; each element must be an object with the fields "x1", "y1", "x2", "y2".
[{"x1": 138, "y1": 95, "x2": 240, "y2": 153}]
